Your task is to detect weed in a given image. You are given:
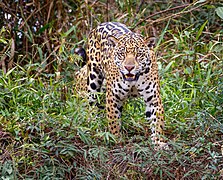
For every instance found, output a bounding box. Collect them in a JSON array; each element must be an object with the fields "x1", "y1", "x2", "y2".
[{"x1": 0, "y1": 1, "x2": 223, "y2": 179}]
